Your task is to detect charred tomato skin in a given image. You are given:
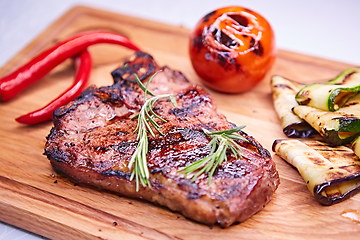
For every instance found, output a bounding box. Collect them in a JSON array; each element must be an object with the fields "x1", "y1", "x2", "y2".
[{"x1": 189, "y1": 6, "x2": 276, "y2": 93}]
